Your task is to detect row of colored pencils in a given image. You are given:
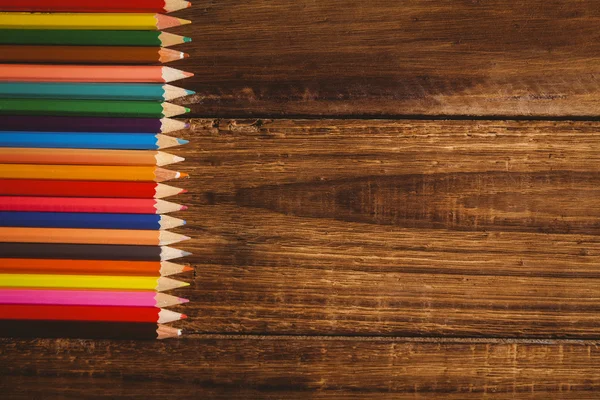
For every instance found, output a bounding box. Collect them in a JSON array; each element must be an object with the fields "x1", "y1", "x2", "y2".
[{"x1": 0, "y1": 0, "x2": 194, "y2": 340}]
